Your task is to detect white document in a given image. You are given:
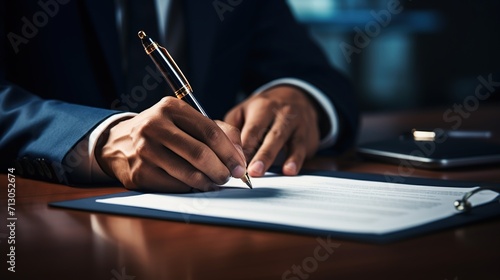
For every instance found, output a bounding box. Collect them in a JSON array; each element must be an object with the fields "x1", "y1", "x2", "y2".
[{"x1": 96, "y1": 174, "x2": 498, "y2": 235}]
